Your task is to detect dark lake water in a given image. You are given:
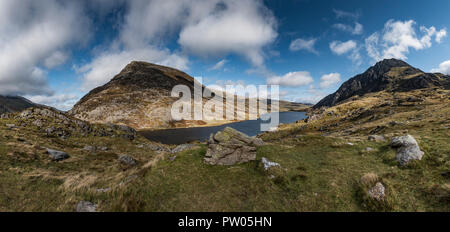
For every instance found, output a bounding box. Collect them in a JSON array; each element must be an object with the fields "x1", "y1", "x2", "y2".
[{"x1": 139, "y1": 111, "x2": 307, "y2": 144}]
